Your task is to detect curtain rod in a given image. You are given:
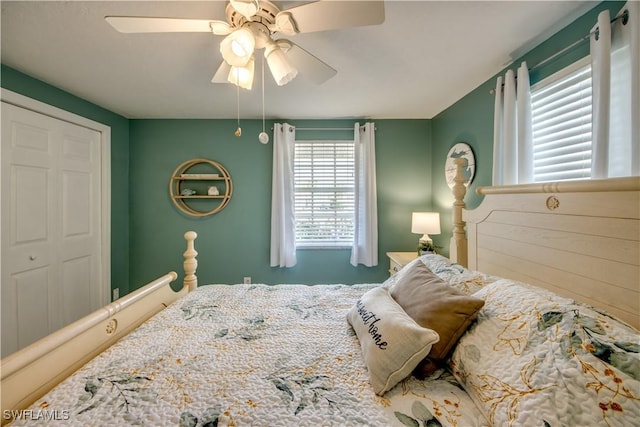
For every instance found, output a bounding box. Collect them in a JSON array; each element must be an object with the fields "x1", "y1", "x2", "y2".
[
  {"x1": 528, "y1": 36, "x2": 589, "y2": 73},
  {"x1": 531, "y1": 9, "x2": 628, "y2": 72},
  {"x1": 295, "y1": 127, "x2": 357, "y2": 131},
  {"x1": 490, "y1": 9, "x2": 629, "y2": 94},
  {"x1": 270, "y1": 125, "x2": 376, "y2": 131}
]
